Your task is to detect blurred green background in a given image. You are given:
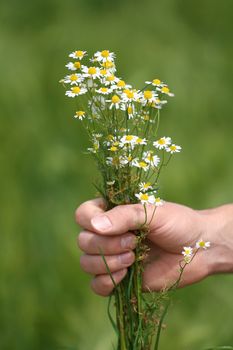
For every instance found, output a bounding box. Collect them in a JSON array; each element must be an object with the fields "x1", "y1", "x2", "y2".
[{"x1": 0, "y1": 0, "x2": 233, "y2": 349}]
